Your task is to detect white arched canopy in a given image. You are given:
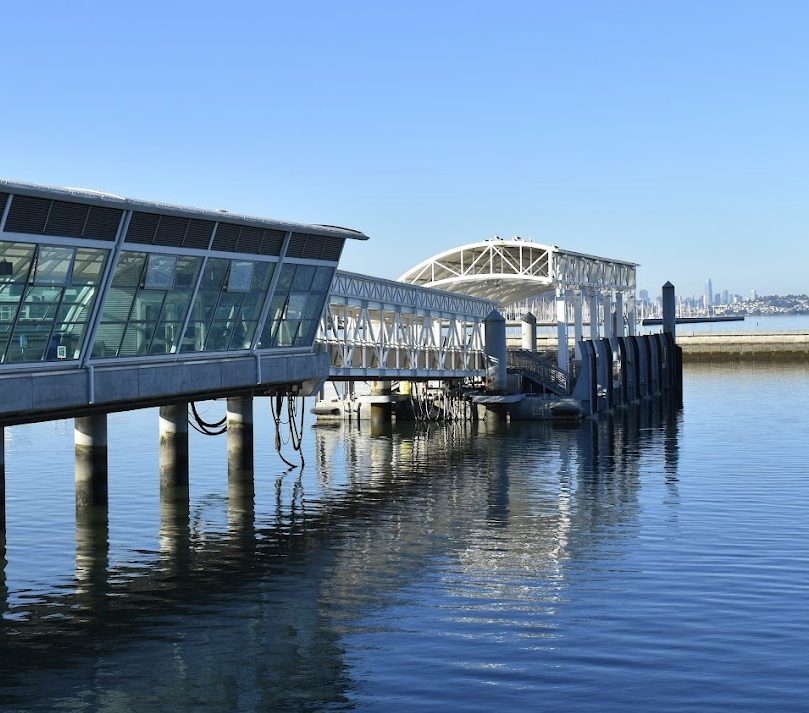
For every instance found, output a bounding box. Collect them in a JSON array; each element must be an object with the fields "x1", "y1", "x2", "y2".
[{"x1": 398, "y1": 237, "x2": 637, "y2": 308}]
